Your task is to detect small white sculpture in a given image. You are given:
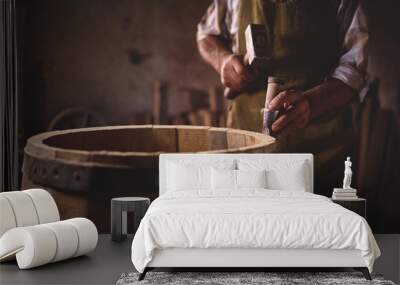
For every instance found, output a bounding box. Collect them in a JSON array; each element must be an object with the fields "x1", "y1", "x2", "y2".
[{"x1": 343, "y1": 157, "x2": 353, "y2": 189}]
